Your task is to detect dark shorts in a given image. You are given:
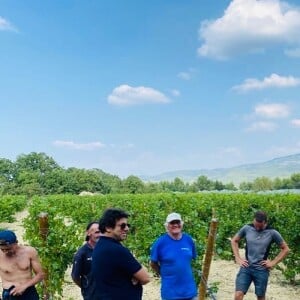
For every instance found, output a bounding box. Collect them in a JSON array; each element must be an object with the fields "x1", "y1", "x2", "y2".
[
  {"x1": 2, "y1": 286, "x2": 39, "y2": 300},
  {"x1": 235, "y1": 266, "x2": 269, "y2": 297}
]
